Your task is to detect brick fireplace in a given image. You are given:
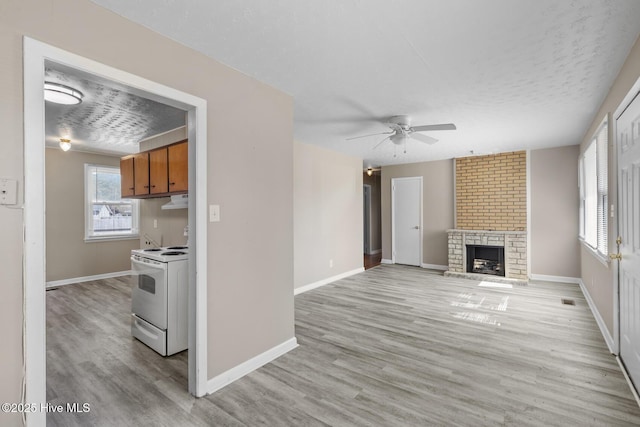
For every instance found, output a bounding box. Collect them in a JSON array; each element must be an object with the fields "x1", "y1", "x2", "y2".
[
  {"x1": 444, "y1": 230, "x2": 527, "y2": 283},
  {"x1": 445, "y1": 151, "x2": 528, "y2": 284}
]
